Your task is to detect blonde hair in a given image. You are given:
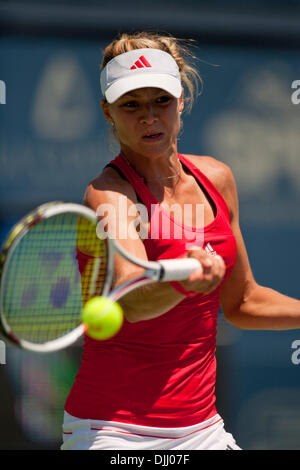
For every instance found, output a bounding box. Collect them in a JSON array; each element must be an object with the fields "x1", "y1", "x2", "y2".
[{"x1": 101, "y1": 31, "x2": 202, "y2": 113}]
